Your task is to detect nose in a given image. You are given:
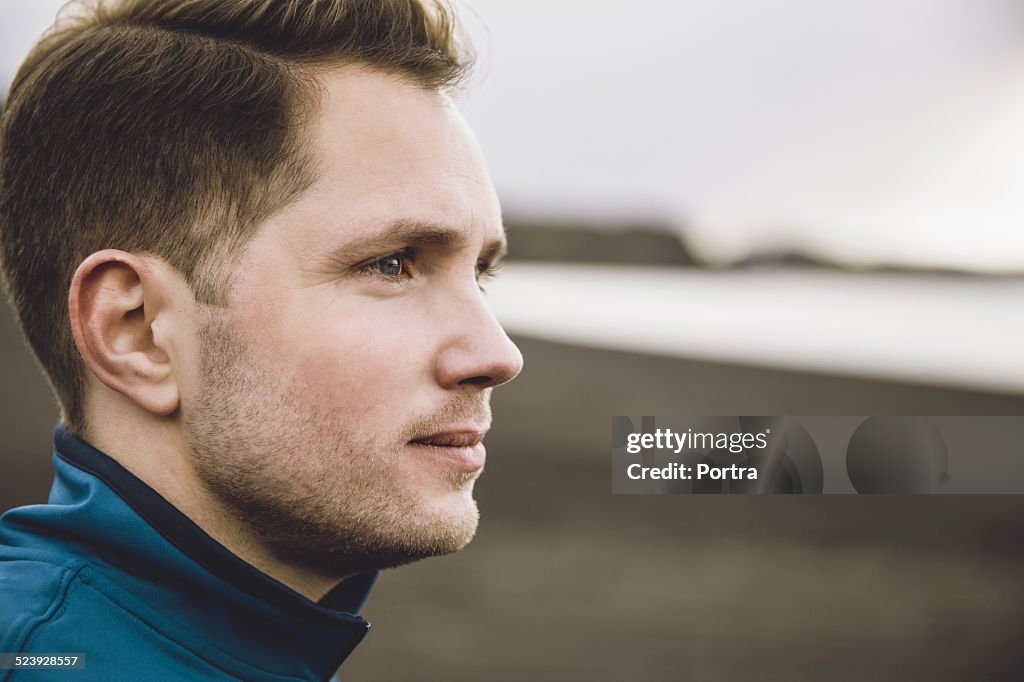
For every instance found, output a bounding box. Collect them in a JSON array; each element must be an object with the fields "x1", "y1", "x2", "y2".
[{"x1": 435, "y1": 290, "x2": 524, "y2": 390}]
